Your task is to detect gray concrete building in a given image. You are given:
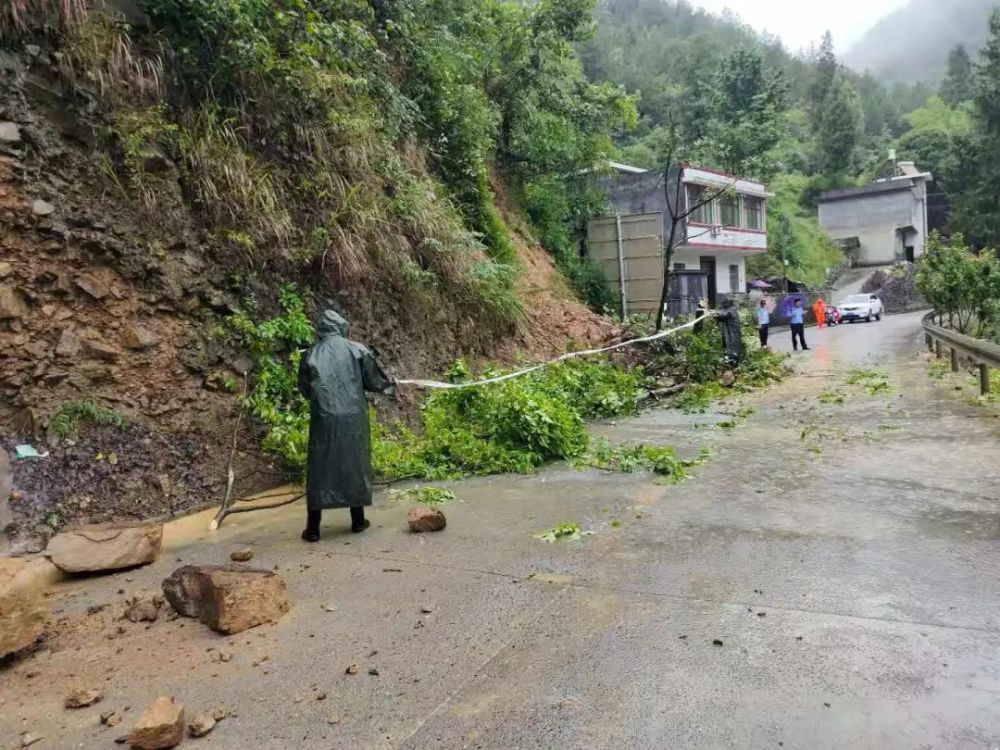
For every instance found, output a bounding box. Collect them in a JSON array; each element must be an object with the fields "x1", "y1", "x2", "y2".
[{"x1": 818, "y1": 162, "x2": 932, "y2": 267}]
